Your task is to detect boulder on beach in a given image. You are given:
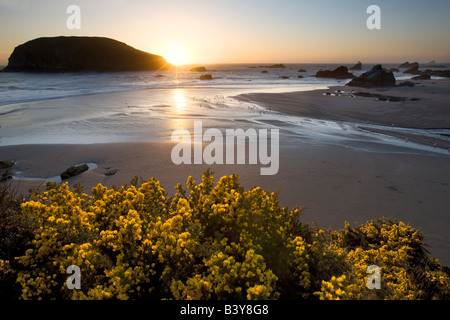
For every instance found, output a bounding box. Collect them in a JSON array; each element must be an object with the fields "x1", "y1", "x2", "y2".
[
  {"x1": 398, "y1": 81, "x2": 415, "y2": 87},
  {"x1": 315, "y1": 66, "x2": 354, "y2": 79},
  {"x1": 199, "y1": 74, "x2": 213, "y2": 80},
  {"x1": 298, "y1": 75, "x2": 304, "y2": 79},
  {"x1": 105, "y1": 168, "x2": 119, "y2": 176},
  {"x1": 347, "y1": 64, "x2": 396, "y2": 88},
  {"x1": 190, "y1": 66, "x2": 207, "y2": 72},
  {"x1": 397, "y1": 61, "x2": 419, "y2": 69},
  {"x1": 349, "y1": 61, "x2": 362, "y2": 70},
  {"x1": 3, "y1": 36, "x2": 174, "y2": 72},
  {"x1": 60, "y1": 164, "x2": 89, "y2": 180},
  {"x1": 278, "y1": 76, "x2": 289, "y2": 79}
]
